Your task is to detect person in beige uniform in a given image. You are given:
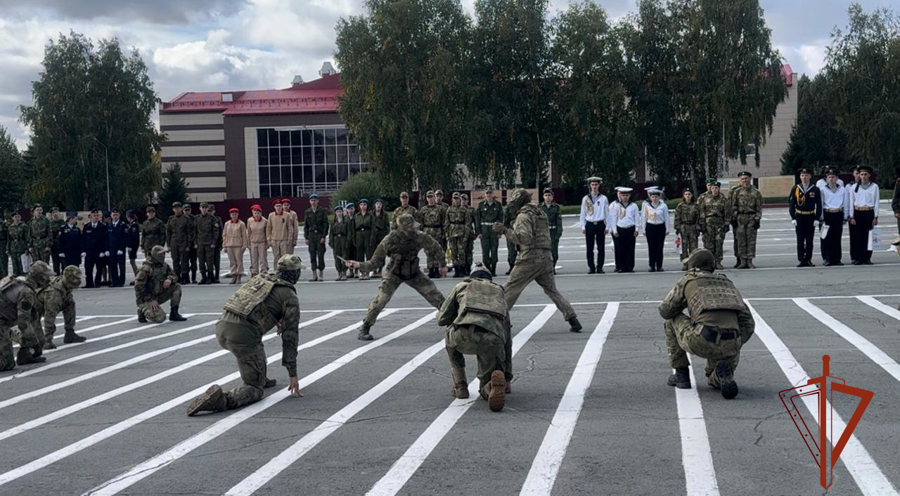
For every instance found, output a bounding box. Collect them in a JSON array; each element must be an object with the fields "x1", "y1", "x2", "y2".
[
  {"x1": 247, "y1": 204, "x2": 269, "y2": 277},
  {"x1": 223, "y1": 208, "x2": 249, "y2": 284},
  {"x1": 267, "y1": 199, "x2": 292, "y2": 263},
  {"x1": 282, "y1": 198, "x2": 299, "y2": 255}
]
